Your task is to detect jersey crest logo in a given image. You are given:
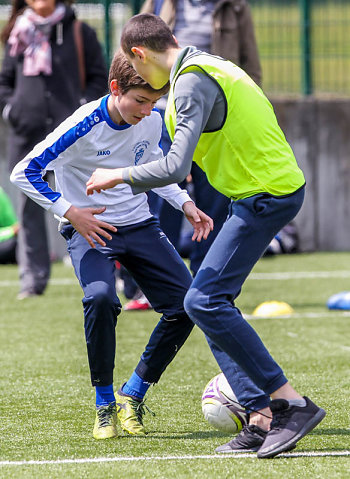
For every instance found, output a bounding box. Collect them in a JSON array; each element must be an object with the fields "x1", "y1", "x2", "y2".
[
  {"x1": 97, "y1": 150, "x2": 111, "y2": 156},
  {"x1": 133, "y1": 140, "x2": 150, "y2": 165}
]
